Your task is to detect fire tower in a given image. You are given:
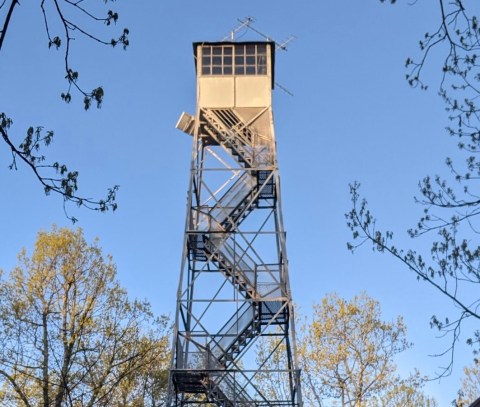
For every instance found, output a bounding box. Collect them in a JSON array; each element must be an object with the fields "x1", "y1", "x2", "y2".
[{"x1": 167, "y1": 40, "x2": 302, "y2": 406}]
